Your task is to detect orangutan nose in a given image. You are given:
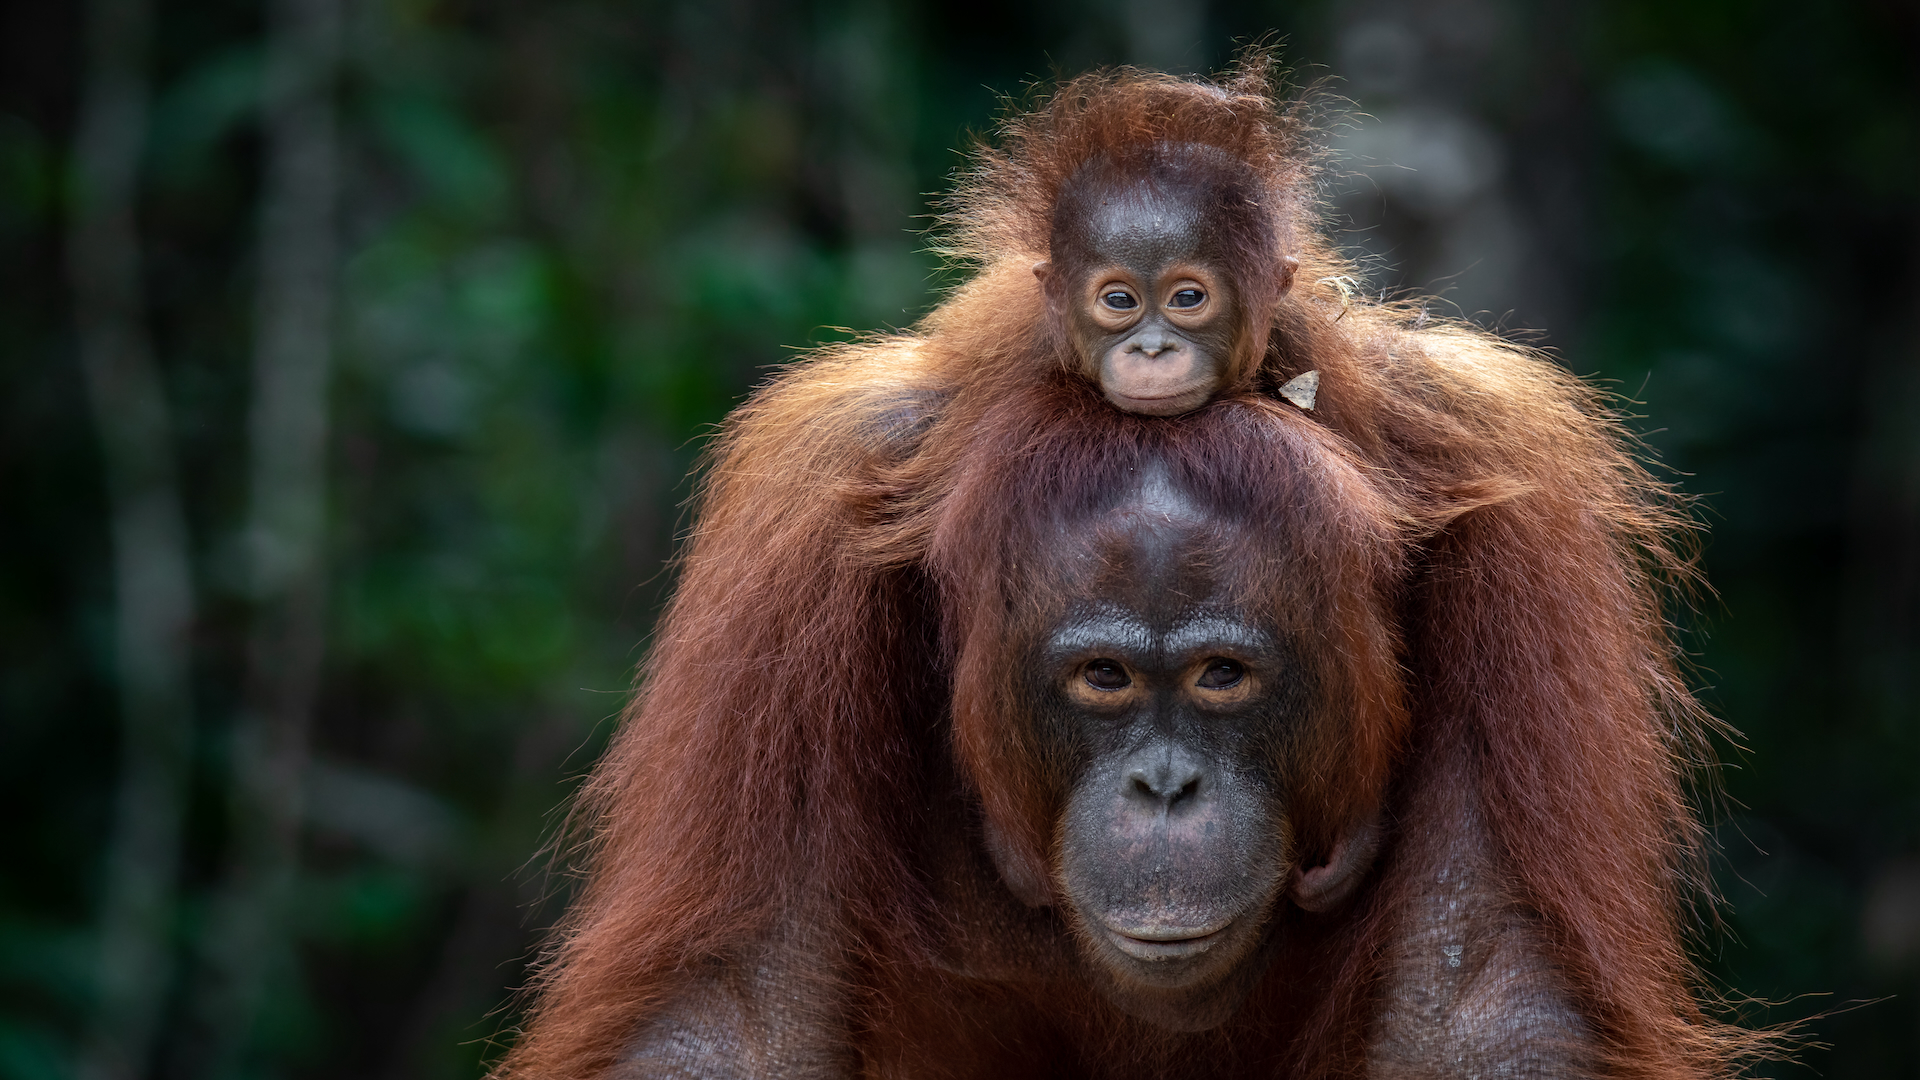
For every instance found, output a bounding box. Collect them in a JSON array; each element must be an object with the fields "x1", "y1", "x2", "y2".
[
  {"x1": 1127, "y1": 328, "x2": 1181, "y2": 358},
  {"x1": 1125, "y1": 746, "x2": 1204, "y2": 810}
]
